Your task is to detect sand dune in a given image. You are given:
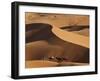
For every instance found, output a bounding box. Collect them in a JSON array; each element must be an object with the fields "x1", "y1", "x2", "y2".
[
  {"x1": 25, "y1": 41, "x2": 89, "y2": 62},
  {"x1": 25, "y1": 40, "x2": 64, "y2": 60},
  {"x1": 52, "y1": 27, "x2": 89, "y2": 48},
  {"x1": 26, "y1": 23, "x2": 89, "y2": 48},
  {"x1": 25, "y1": 23, "x2": 89, "y2": 64},
  {"x1": 61, "y1": 25, "x2": 89, "y2": 36},
  {"x1": 26, "y1": 23, "x2": 53, "y2": 43},
  {"x1": 25, "y1": 13, "x2": 89, "y2": 68}
]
